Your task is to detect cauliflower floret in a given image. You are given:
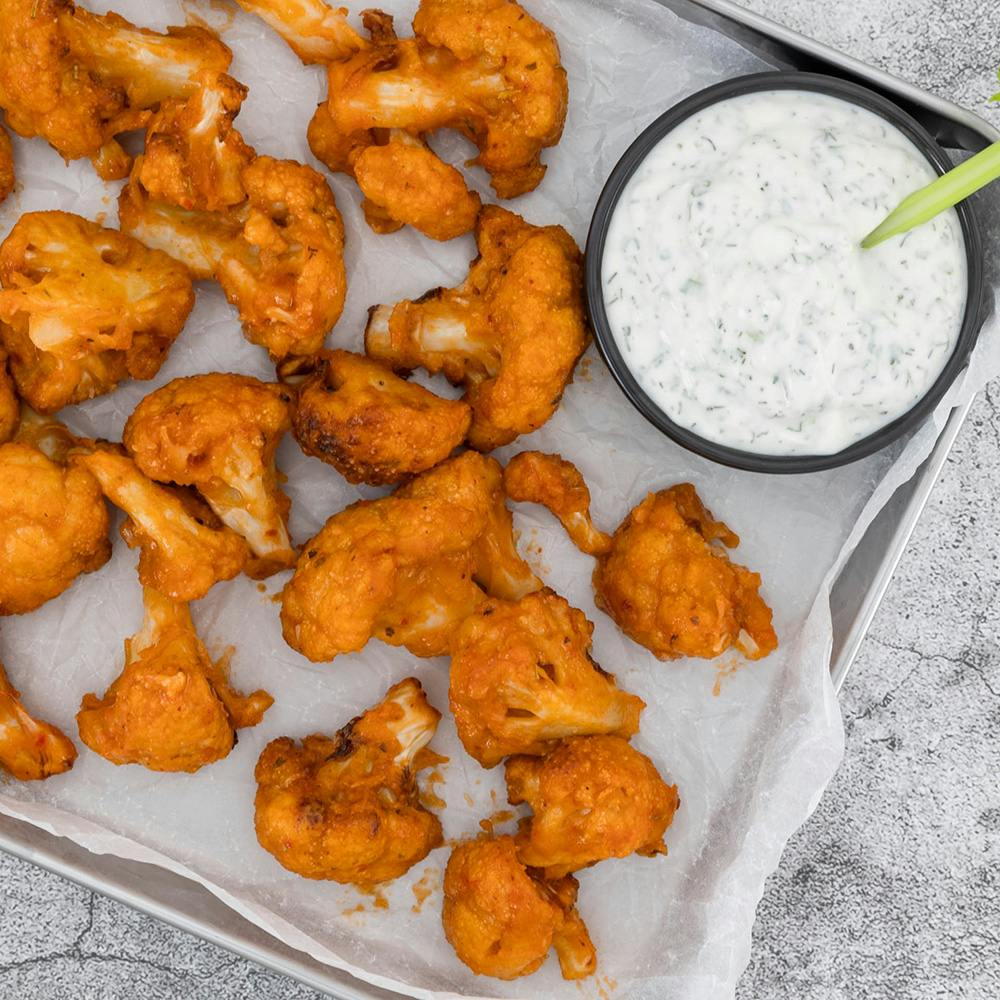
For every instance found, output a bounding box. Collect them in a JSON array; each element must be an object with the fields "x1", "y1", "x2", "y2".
[
  {"x1": 313, "y1": 0, "x2": 567, "y2": 199},
  {"x1": 0, "y1": 0, "x2": 232, "y2": 181},
  {"x1": 449, "y1": 589, "x2": 644, "y2": 767},
  {"x1": 503, "y1": 451, "x2": 611, "y2": 556},
  {"x1": 216, "y1": 156, "x2": 347, "y2": 359},
  {"x1": 0, "y1": 658, "x2": 77, "y2": 781},
  {"x1": 505, "y1": 735, "x2": 680, "y2": 879},
  {"x1": 0, "y1": 211, "x2": 195, "y2": 414},
  {"x1": 0, "y1": 420, "x2": 110, "y2": 615},
  {"x1": 123, "y1": 373, "x2": 296, "y2": 576},
  {"x1": 77, "y1": 587, "x2": 273, "y2": 773},
  {"x1": 137, "y1": 71, "x2": 254, "y2": 213},
  {"x1": 71, "y1": 447, "x2": 249, "y2": 602},
  {"x1": 234, "y1": 0, "x2": 366, "y2": 63},
  {"x1": 366, "y1": 206, "x2": 587, "y2": 450},
  {"x1": 254, "y1": 677, "x2": 444, "y2": 884},
  {"x1": 593, "y1": 484, "x2": 778, "y2": 662},
  {"x1": 281, "y1": 349, "x2": 471, "y2": 485},
  {"x1": 280, "y1": 450, "x2": 537, "y2": 662},
  {"x1": 442, "y1": 835, "x2": 596, "y2": 980},
  {"x1": 0, "y1": 125, "x2": 14, "y2": 205},
  {"x1": 0, "y1": 350, "x2": 17, "y2": 444}
]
